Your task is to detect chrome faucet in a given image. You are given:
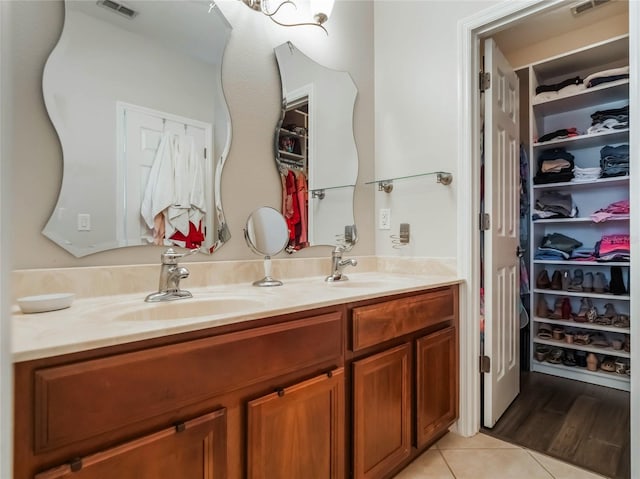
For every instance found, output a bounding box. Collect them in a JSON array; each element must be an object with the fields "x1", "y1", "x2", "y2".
[
  {"x1": 145, "y1": 248, "x2": 198, "y2": 302},
  {"x1": 325, "y1": 246, "x2": 357, "y2": 282}
]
